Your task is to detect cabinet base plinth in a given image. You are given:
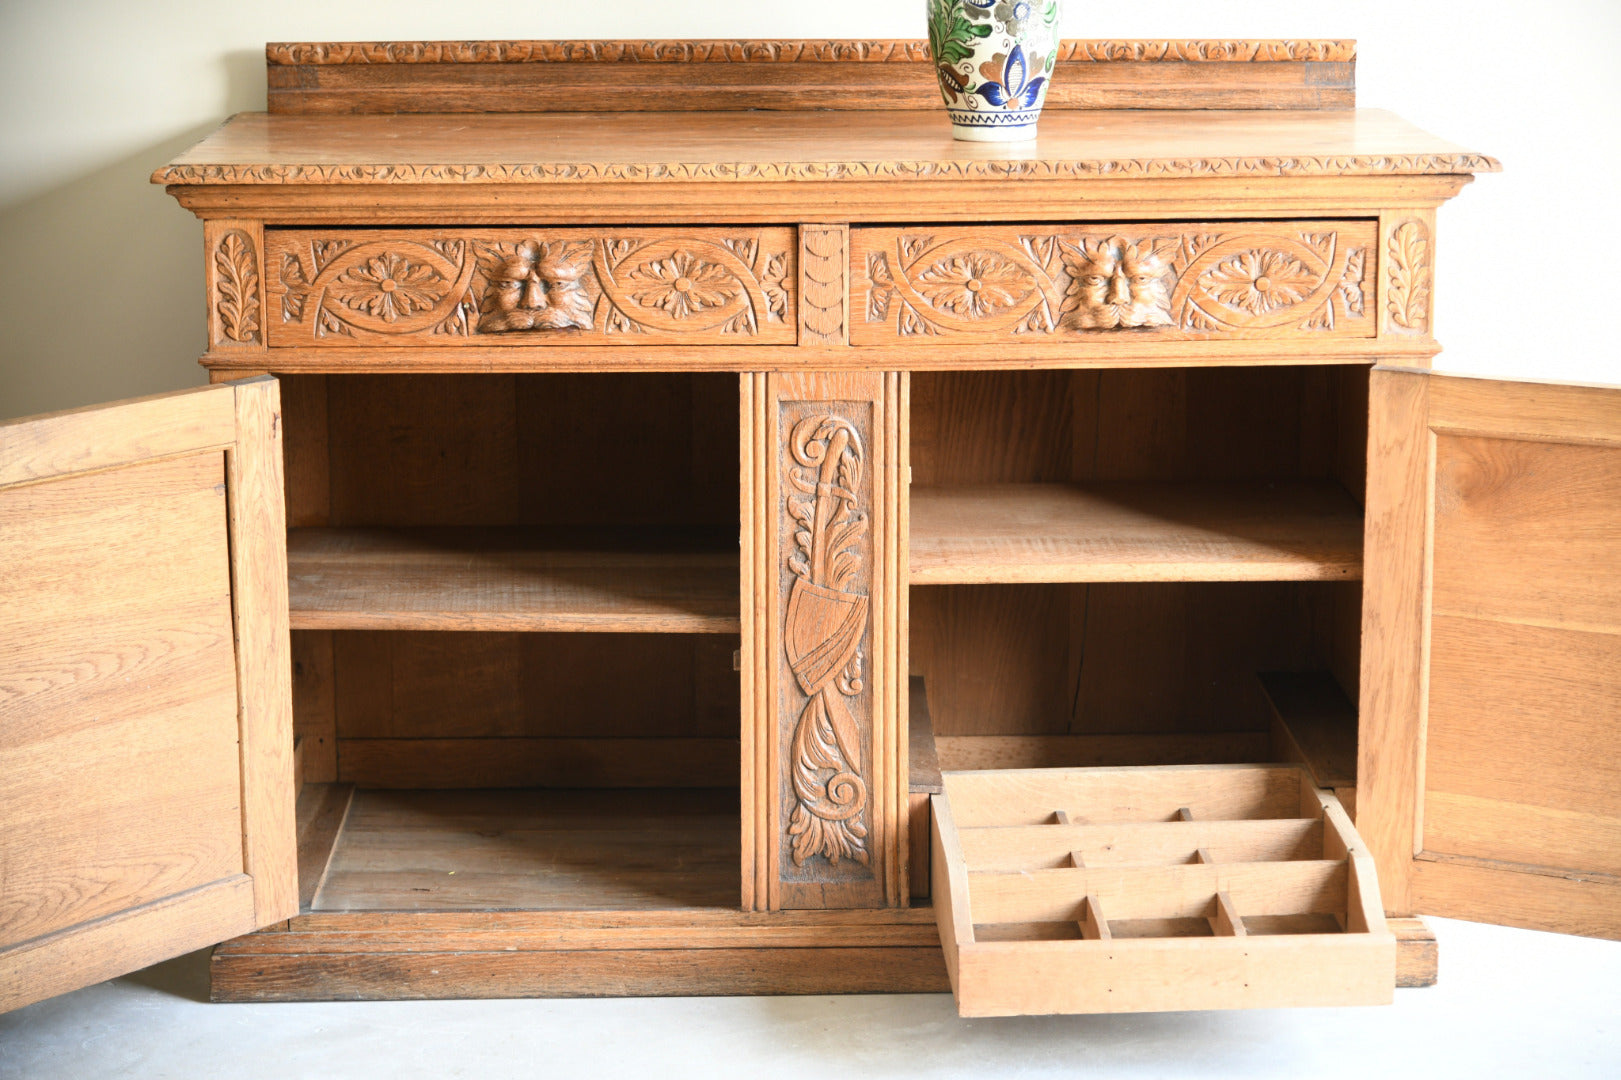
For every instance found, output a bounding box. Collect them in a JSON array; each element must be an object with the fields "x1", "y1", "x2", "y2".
[{"x1": 208, "y1": 909, "x2": 1439, "y2": 1002}]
